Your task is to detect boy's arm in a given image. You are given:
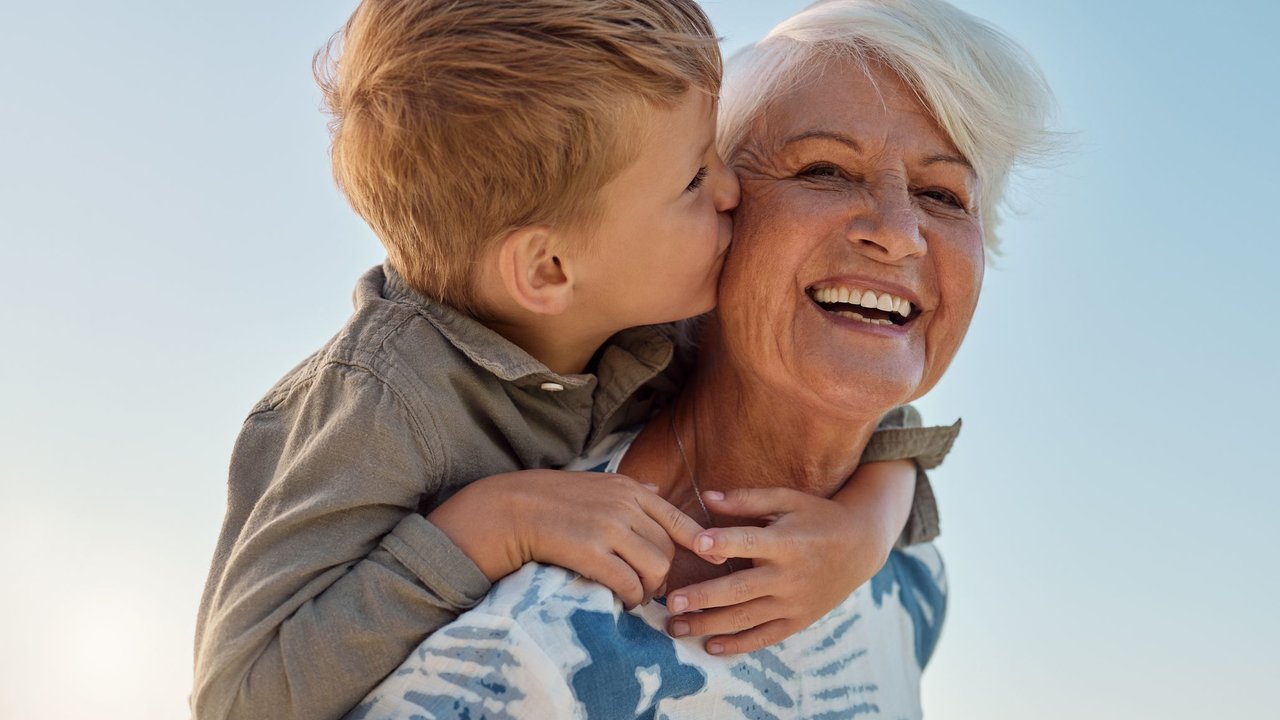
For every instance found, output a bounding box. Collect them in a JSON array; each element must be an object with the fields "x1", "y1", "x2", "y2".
[
  {"x1": 826, "y1": 458, "x2": 916, "y2": 559},
  {"x1": 427, "y1": 468, "x2": 706, "y2": 608},
  {"x1": 662, "y1": 405, "x2": 959, "y2": 654},
  {"x1": 858, "y1": 404, "x2": 961, "y2": 547},
  {"x1": 193, "y1": 364, "x2": 491, "y2": 720}
]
